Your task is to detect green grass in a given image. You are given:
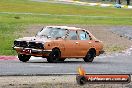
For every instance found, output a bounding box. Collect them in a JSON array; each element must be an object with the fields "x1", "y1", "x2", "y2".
[
  {"x1": 0, "y1": 0, "x2": 132, "y2": 55},
  {"x1": 0, "y1": 23, "x2": 22, "y2": 55},
  {"x1": 0, "y1": 0, "x2": 132, "y2": 16}
]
